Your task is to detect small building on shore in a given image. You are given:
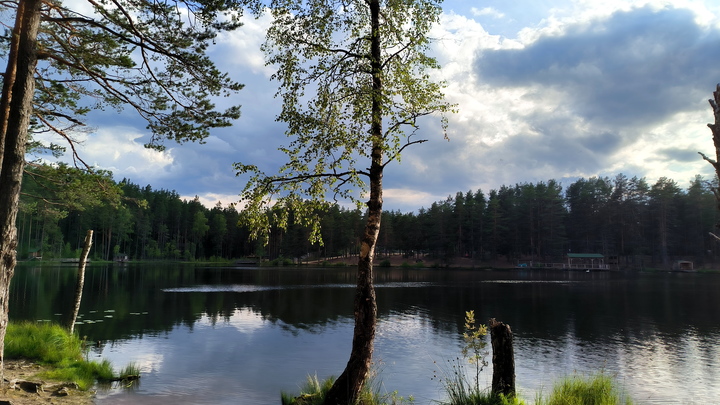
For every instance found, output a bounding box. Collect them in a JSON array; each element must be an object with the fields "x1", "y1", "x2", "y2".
[
  {"x1": 673, "y1": 260, "x2": 694, "y2": 272},
  {"x1": 113, "y1": 254, "x2": 129, "y2": 262},
  {"x1": 566, "y1": 253, "x2": 608, "y2": 270}
]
